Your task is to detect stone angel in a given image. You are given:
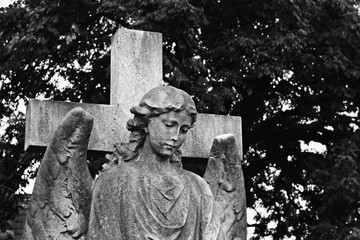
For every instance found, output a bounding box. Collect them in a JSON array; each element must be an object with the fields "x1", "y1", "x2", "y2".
[{"x1": 22, "y1": 86, "x2": 247, "y2": 240}]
